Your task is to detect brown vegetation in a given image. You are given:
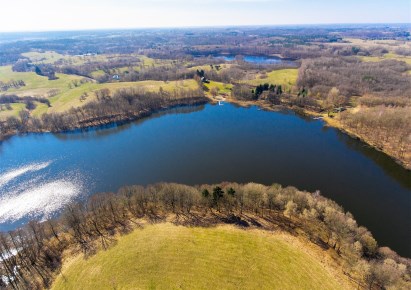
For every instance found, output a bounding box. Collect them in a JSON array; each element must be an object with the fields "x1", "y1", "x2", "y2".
[
  {"x1": 339, "y1": 106, "x2": 411, "y2": 169},
  {"x1": 0, "y1": 87, "x2": 206, "y2": 140},
  {"x1": 0, "y1": 182, "x2": 410, "y2": 289},
  {"x1": 297, "y1": 57, "x2": 411, "y2": 98}
]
